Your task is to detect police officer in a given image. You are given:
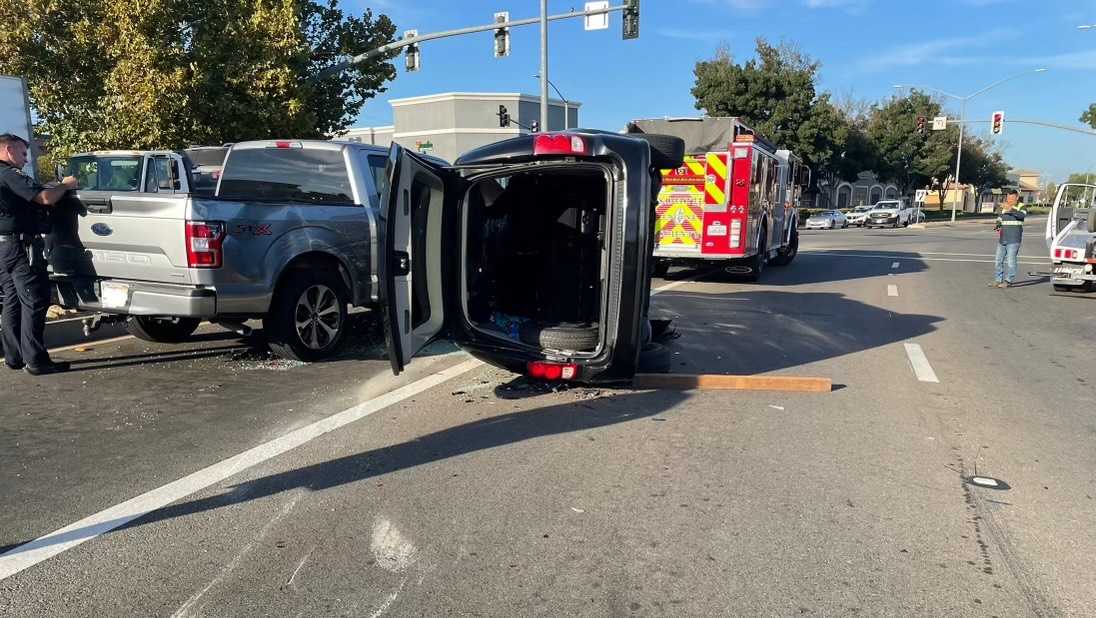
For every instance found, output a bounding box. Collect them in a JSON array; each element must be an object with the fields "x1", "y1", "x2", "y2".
[
  {"x1": 989, "y1": 188, "x2": 1025, "y2": 289},
  {"x1": 0, "y1": 133, "x2": 79, "y2": 374}
]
